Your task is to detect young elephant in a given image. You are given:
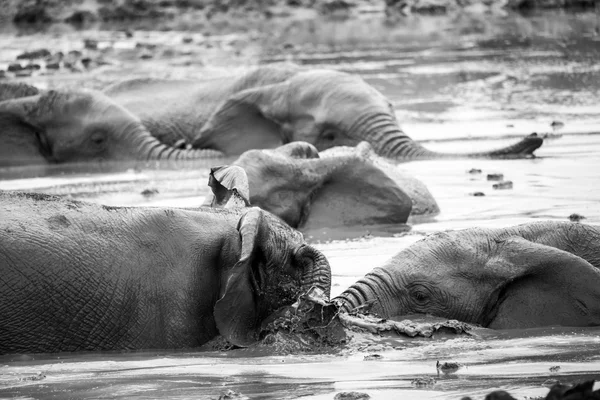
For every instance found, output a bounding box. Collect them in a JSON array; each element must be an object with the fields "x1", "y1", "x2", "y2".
[
  {"x1": 203, "y1": 142, "x2": 439, "y2": 230},
  {"x1": 0, "y1": 191, "x2": 331, "y2": 354},
  {"x1": 336, "y1": 221, "x2": 600, "y2": 329}
]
